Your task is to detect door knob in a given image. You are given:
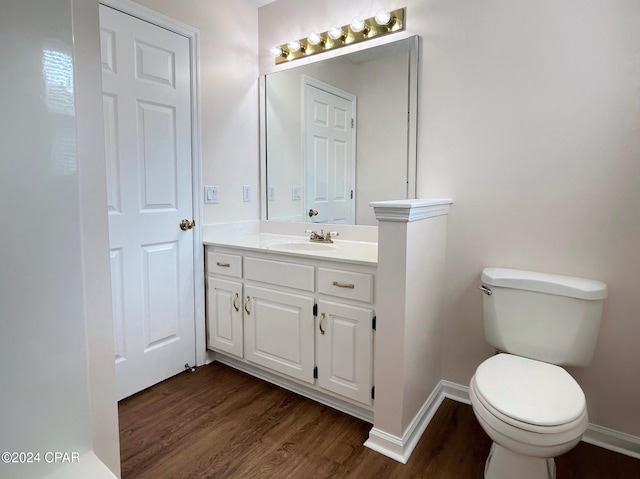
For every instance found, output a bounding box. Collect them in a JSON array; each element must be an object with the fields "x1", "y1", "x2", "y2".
[
  {"x1": 308, "y1": 209, "x2": 318, "y2": 217},
  {"x1": 179, "y1": 219, "x2": 195, "y2": 231}
]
